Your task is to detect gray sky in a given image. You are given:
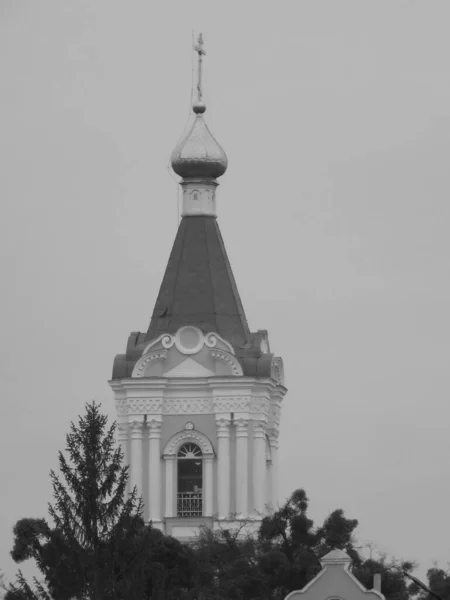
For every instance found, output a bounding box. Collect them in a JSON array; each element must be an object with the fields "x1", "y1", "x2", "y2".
[{"x1": 1, "y1": 0, "x2": 449, "y2": 584}]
